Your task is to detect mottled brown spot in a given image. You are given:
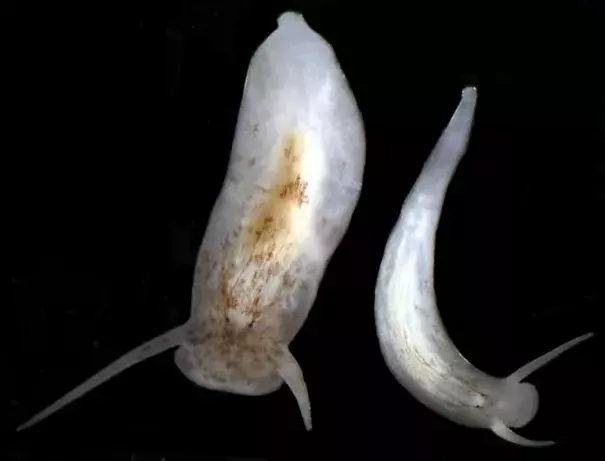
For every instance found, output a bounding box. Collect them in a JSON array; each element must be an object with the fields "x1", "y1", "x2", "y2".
[
  {"x1": 283, "y1": 141, "x2": 293, "y2": 158},
  {"x1": 204, "y1": 317, "x2": 217, "y2": 329},
  {"x1": 243, "y1": 130, "x2": 308, "y2": 252},
  {"x1": 279, "y1": 174, "x2": 308, "y2": 206},
  {"x1": 200, "y1": 131, "x2": 311, "y2": 381},
  {"x1": 283, "y1": 272, "x2": 294, "y2": 288},
  {"x1": 220, "y1": 271, "x2": 239, "y2": 310}
]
